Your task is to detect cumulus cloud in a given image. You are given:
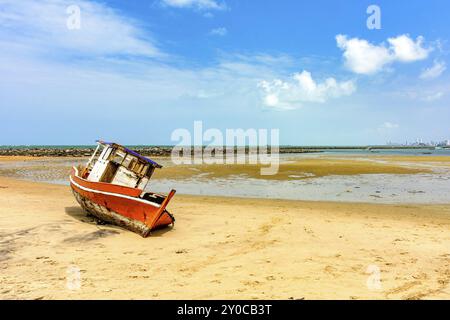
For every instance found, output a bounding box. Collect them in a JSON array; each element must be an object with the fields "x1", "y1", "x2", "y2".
[
  {"x1": 388, "y1": 35, "x2": 429, "y2": 62},
  {"x1": 161, "y1": 0, "x2": 226, "y2": 11},
  {"x1": 420, "y1": 60, "x2": 446, "y2": 79},
  {"x1": 336, "y1": 35, "x2": 392, "y2": 75},
  {"x1": 209, "y1": 27, "x2": 227, "y2": 36},
  {"x1": 258, "y1": 71, "x2": 356, "y2": 110},
  {"x1": 336, "y1": 34, "x2": 431, "y2": 75}
]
